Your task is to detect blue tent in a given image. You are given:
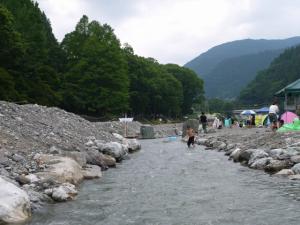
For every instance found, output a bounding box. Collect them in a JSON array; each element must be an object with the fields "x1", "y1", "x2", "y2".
[{"x1": 256, "y1": 107, "x2": 269, "y2": 114}]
